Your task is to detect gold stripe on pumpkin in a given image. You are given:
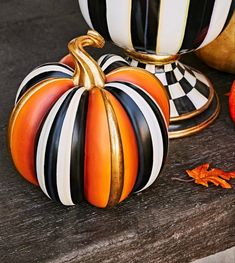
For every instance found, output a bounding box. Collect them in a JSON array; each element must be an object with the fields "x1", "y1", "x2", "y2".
[{"x1": 101, "y1": 90, "x2": 124, "y2": 208}]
